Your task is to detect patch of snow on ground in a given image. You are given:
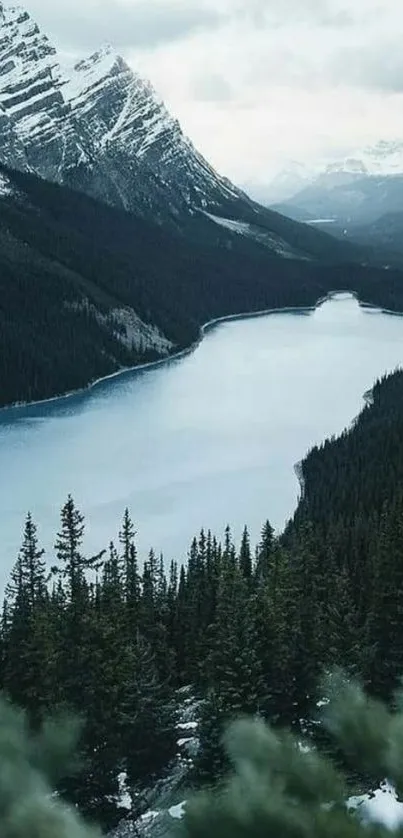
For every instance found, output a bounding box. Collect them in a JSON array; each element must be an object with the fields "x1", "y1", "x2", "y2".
[
  {"x1": 117, "y1": 772, "x2": 131, "y2": 812},
  {"x1": 298, "y1": 741, "x2": 312, "y2": 754},
  {"x1": 169, "y1": 801, "x2": 187, "y2": 820},
  {"x1": 0, "y1": 172, "x2": 13, "y2": 197},
  {"x1": 309, "y1": 219, "x2": 337, "y2": 224},
  {"x1": 203, "y1": 212, "x2": 253, "y2": 236},
  {"x1": 177, "y1": 721, "x2": 198, "y2": 731},
  {"x1": 348, "y1": 781, "x2": 403, "y2": 830},
  {"x1": 140, "y1": 811, "x2": 160, "y2": 824}
]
